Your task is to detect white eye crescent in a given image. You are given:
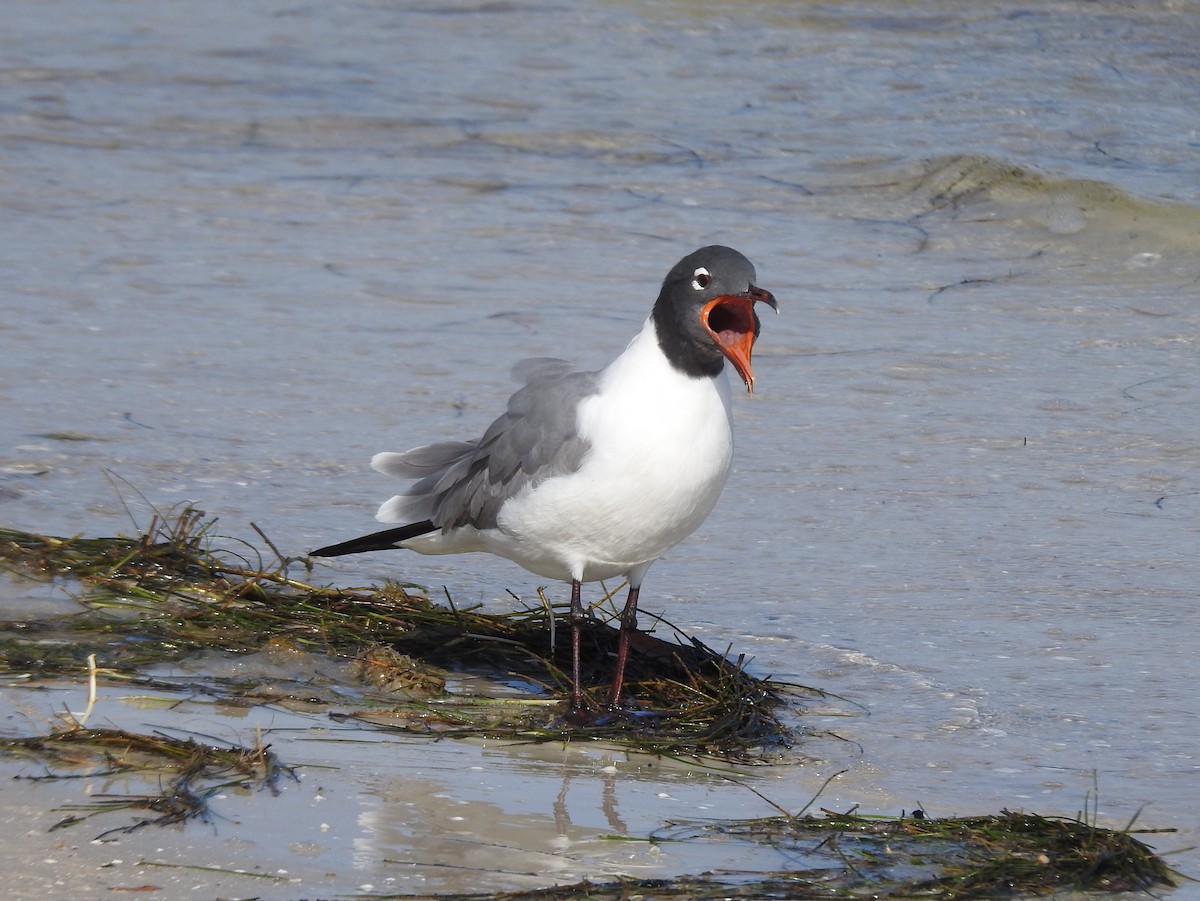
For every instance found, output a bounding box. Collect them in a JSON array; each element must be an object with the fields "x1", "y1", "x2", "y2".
[{"x1": 691, "y1": 267, "x2": 711, "y2": 291}]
